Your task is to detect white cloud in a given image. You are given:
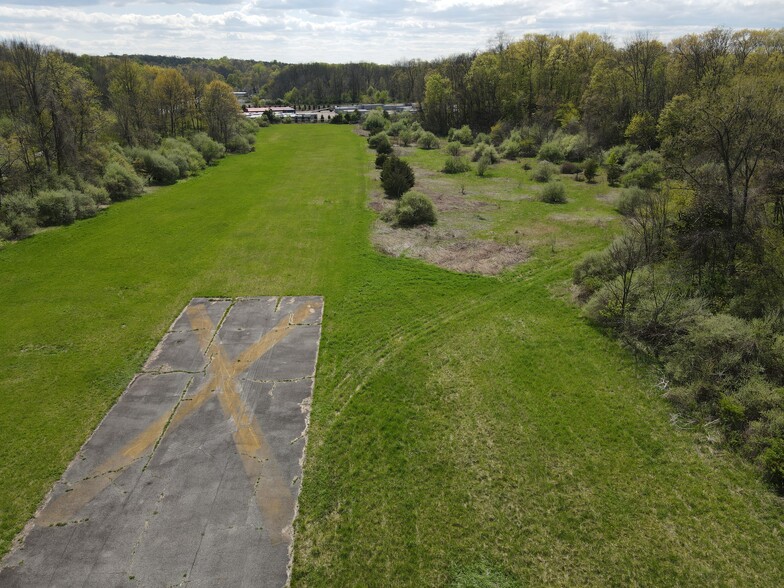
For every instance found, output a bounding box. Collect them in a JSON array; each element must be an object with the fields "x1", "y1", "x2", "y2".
[{"x1": 0, "y1": 0, "x2": 781, "y2": 62}]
